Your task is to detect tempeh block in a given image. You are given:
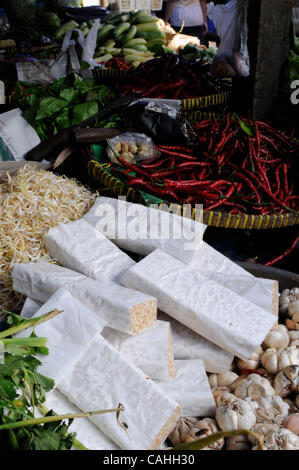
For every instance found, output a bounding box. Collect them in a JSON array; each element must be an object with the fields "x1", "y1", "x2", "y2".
[
  {"x1": 121, "y1": 249, "x2": 277, "y2": 360},
  {"x1": 12, "y1": 262, "x2": 157, "y2": 335},
  {"x1": 44, "y1": 219, "x2": 135, "y2": 283},
  {"x1": 154, "y1": 359, "x2": 216, "y2": 417},
  {"x1": 102, "y1": 320, "x2": 175, "y2": 380}
]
